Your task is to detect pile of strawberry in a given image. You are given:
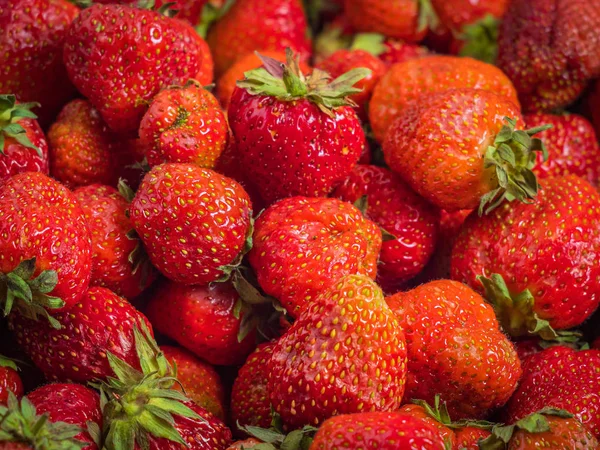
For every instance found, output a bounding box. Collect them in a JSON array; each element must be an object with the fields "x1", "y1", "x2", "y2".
[{"x1": 1, "y1": 0, "x2": 600, "y2": 449}]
